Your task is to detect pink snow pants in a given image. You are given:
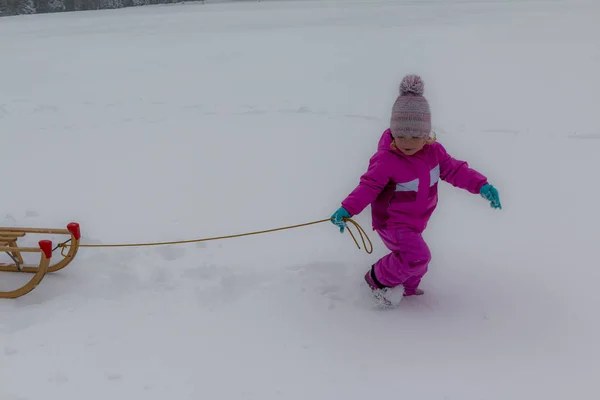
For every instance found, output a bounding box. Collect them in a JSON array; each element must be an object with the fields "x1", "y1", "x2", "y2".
[{"x1": 372, "y1": 227, "x2": 431, "y2": 295}]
